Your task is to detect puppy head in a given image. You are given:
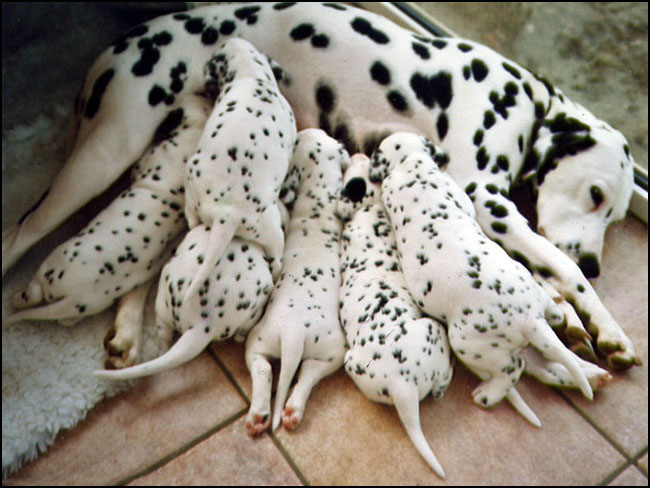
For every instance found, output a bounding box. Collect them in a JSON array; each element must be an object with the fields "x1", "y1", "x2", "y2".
[
  {"x1": 370, "y1": 132, "x2": 447, "y2": 182},
  {"x1": 336, "y1": 153, "x2": 381, "y2": 221}
]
